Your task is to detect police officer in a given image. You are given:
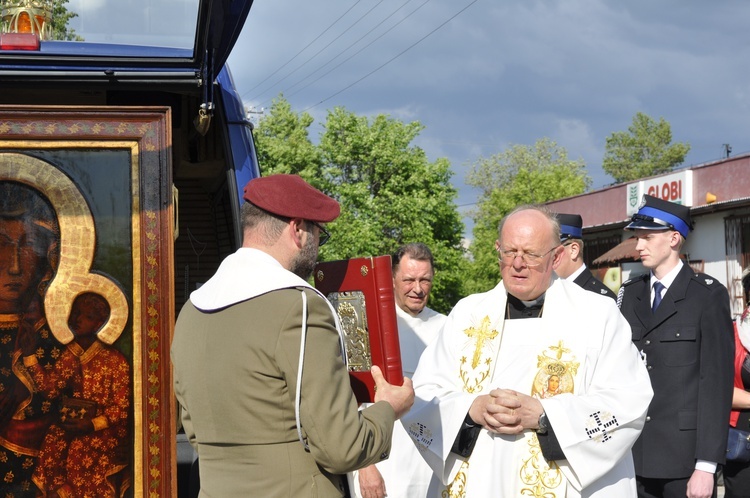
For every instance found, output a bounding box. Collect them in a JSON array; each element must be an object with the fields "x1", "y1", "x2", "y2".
[
  {"x1": 618, "y1": 195, "x2": 734, "y2": 498},
  {"x1": 554, "y1": 213, "x2": 616, "y2": 300}
]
